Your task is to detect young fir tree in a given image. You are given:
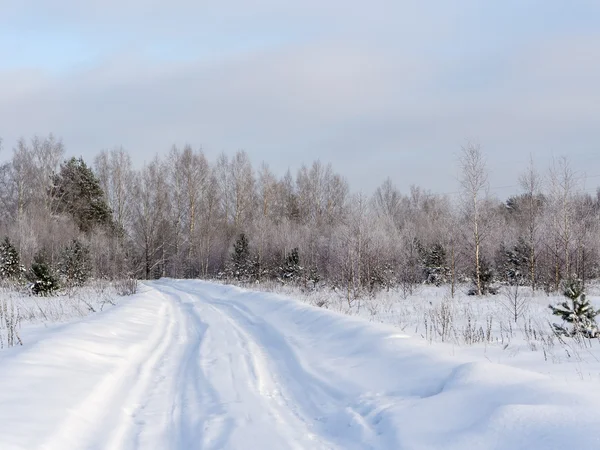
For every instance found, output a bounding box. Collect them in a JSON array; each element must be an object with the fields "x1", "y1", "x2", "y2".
[
  {"x1": 60, "y1": 239, "x2": 92, "y2": 287},
  {"x1": 480, "y1": 257, "x2": 495, "y2": 293},
  {"x1": 549, "y1": 279, "x2": 599, "y2": 338},
  {"x1": 469, "y1": 256, "x2": 495, "y2": 295},
  {"x1": 496, "y1": 238, "x2": 531, "y2": 286},
  {"x1": 229, "y1": 233, "x2": 252, "y2": 281},
  {"x1": 28, "y1": 252, "x2": 59, "y2": 296},
  {"x1": 0, "y1": 237, "x2": 24, "y2": 281},
  {"x1": 279, "y1": 248, "x2": 303, "y2": 284},
  {"x1": 420, "y1": 243, "x2": 449, "y2": 286}
]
